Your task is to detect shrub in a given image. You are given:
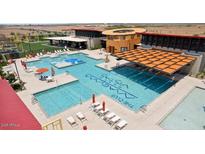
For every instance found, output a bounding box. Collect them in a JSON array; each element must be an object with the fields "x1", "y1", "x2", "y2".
[
  {"x1": 5, "y1": 73, "x2": 16, "y2": 83},
  {"x1": 11, "y1": 83, "x2": 22, "y2": 91}
]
